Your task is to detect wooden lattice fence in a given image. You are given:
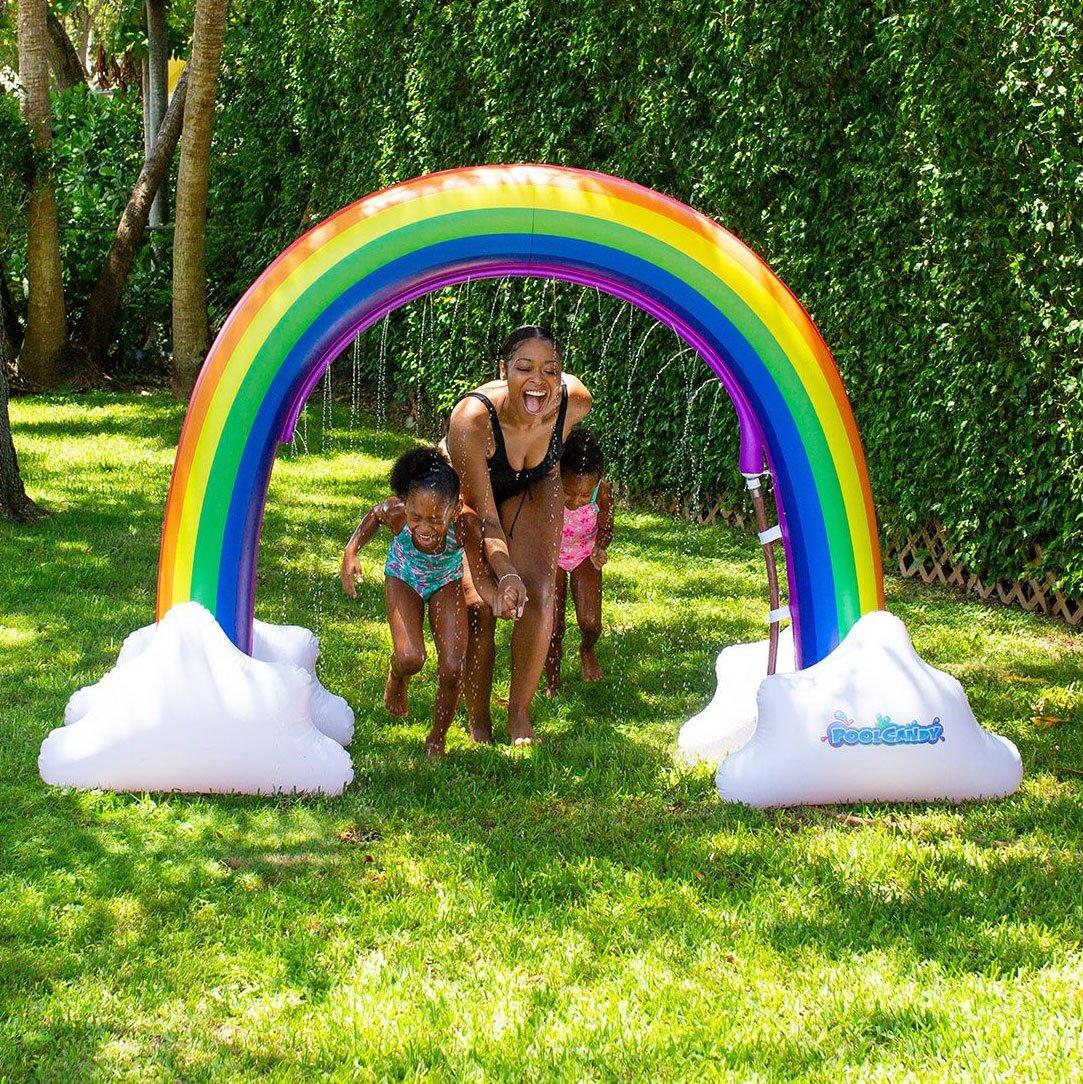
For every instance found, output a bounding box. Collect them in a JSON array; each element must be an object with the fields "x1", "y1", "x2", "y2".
[
  {"x1": 885, "y1": 524, "x2": 1083, "y2": 627},
  {"x1": 688, "y1": 493, "x2": 1083, "y2": 629}
]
